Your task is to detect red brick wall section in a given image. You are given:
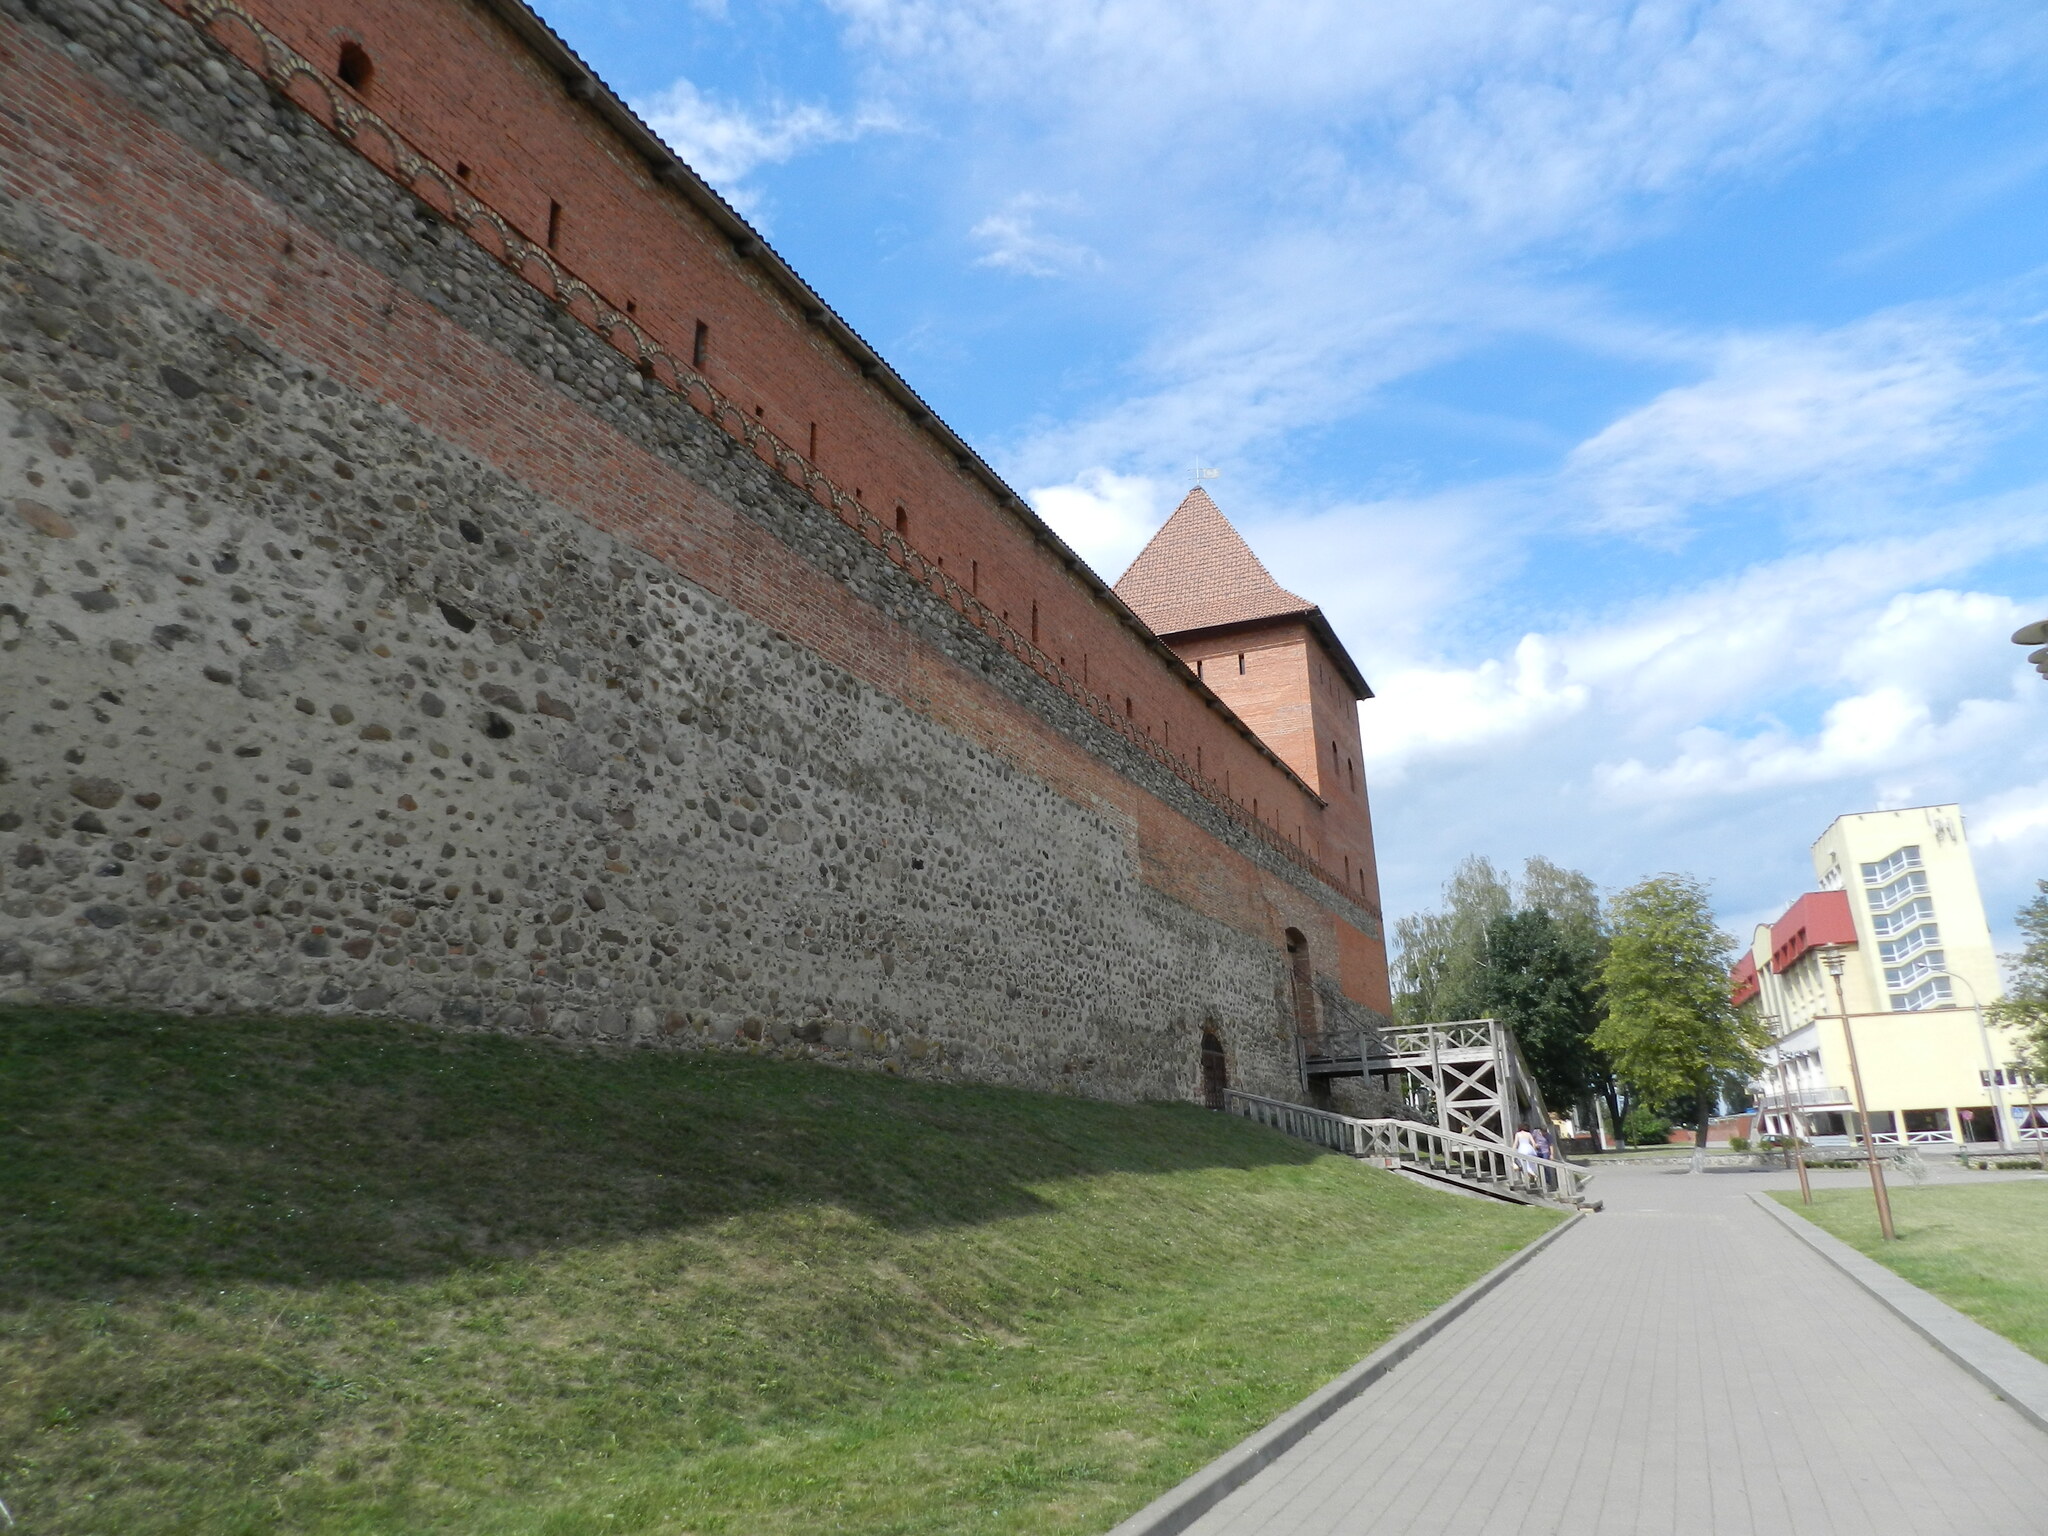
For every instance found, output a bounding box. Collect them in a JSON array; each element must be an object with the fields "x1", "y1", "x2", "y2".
[
  {"x1": 180, "y1": 0, "x2": 1358, "y2": 887},
  {"x1": 1169, "y1": 622, "x2": 1381, "y2": 911},
  {"x1": 0, "y1": 0, "x2": 1389, "y2": 1011}
]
